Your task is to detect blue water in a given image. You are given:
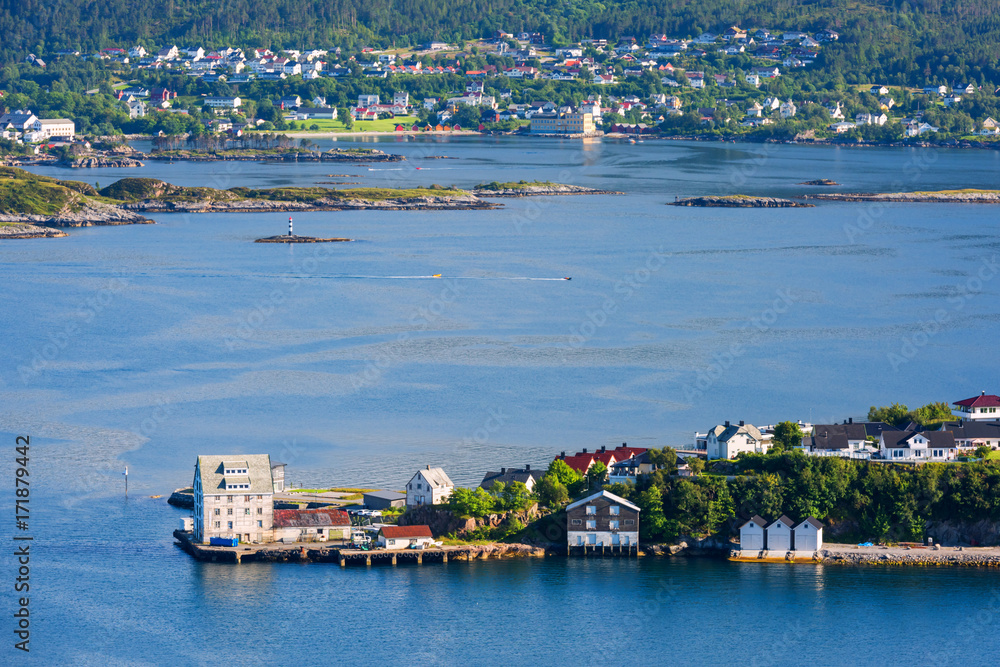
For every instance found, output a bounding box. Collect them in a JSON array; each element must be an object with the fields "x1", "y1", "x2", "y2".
[{"x1": 2, "y1": 137, "x2": 1000, "y2": 662}]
